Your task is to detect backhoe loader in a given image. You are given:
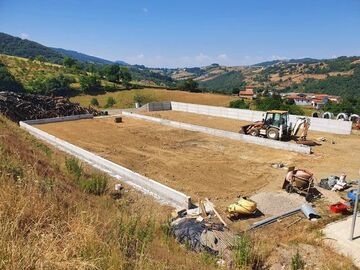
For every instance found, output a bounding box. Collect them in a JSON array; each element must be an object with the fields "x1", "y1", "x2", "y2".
[{"x1": 240, "y1": 110, "x2": 310, "y2": 141}]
